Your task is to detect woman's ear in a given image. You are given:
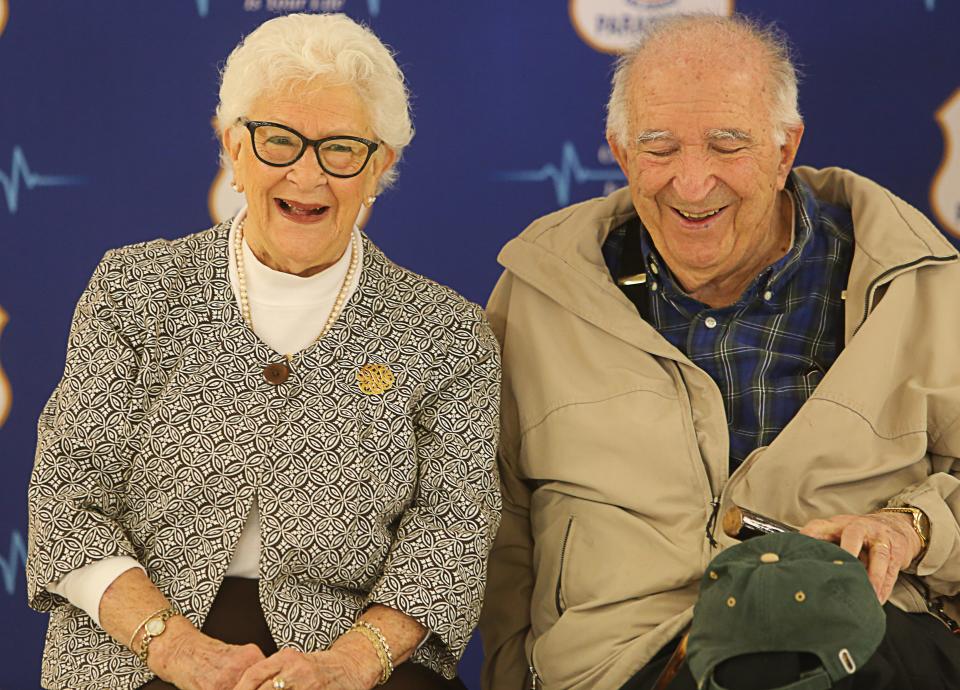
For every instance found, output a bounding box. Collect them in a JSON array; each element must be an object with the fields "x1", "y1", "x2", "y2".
[
  {"x1": 370, "y1": 146, "x2": 397, "y2": 192},
  {"x1": 222, "y1": 125, "x2": 243, "y2": 167}
]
